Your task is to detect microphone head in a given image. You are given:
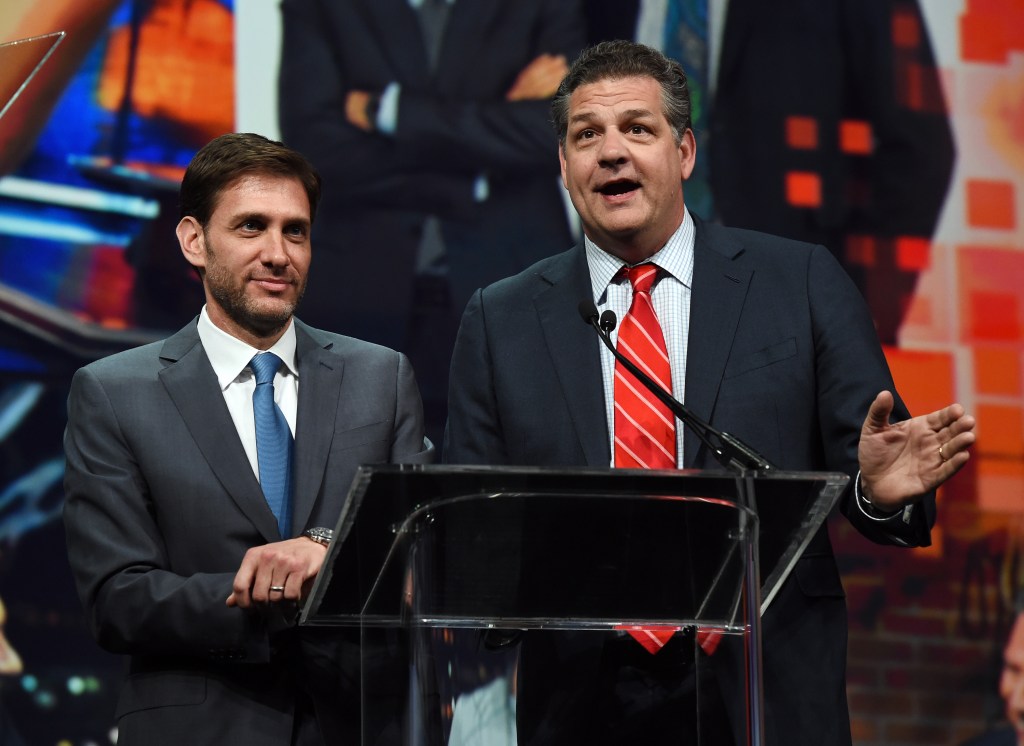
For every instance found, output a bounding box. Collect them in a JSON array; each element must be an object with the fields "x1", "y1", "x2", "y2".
[
  {"x1": 599, "y1": 310, "x2": 617, "y2": 333},
  {"x1": 578, "y1": 300, "x2": 599, "y2": 325}
]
